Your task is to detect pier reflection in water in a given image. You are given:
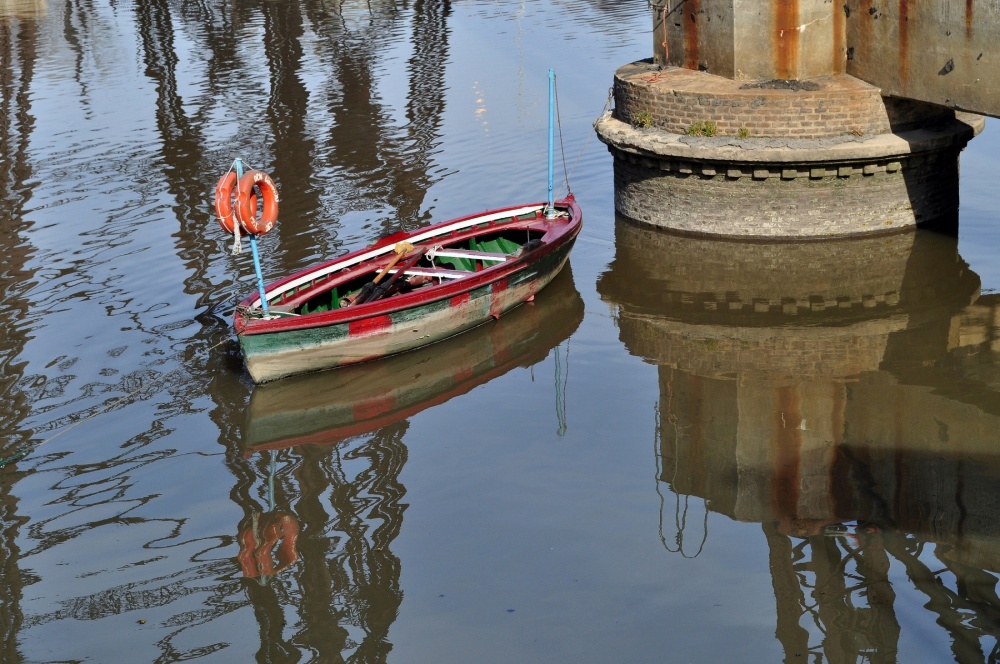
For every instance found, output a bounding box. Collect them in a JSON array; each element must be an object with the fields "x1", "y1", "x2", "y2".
[
  {"x1": 598, "y1": 218, "x2": 1000, "y2": 662},
  {"x1": 235, "y1": 269, "x2": 582, "y2": 660}
]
